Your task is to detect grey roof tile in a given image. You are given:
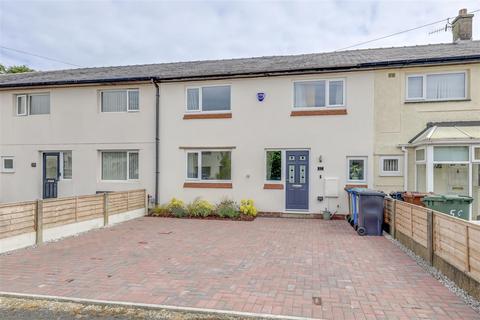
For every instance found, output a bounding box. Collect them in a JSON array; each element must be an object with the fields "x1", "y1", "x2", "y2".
[{"x1": 1, "y1": 41, "x2": 479, "y2": 87}]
